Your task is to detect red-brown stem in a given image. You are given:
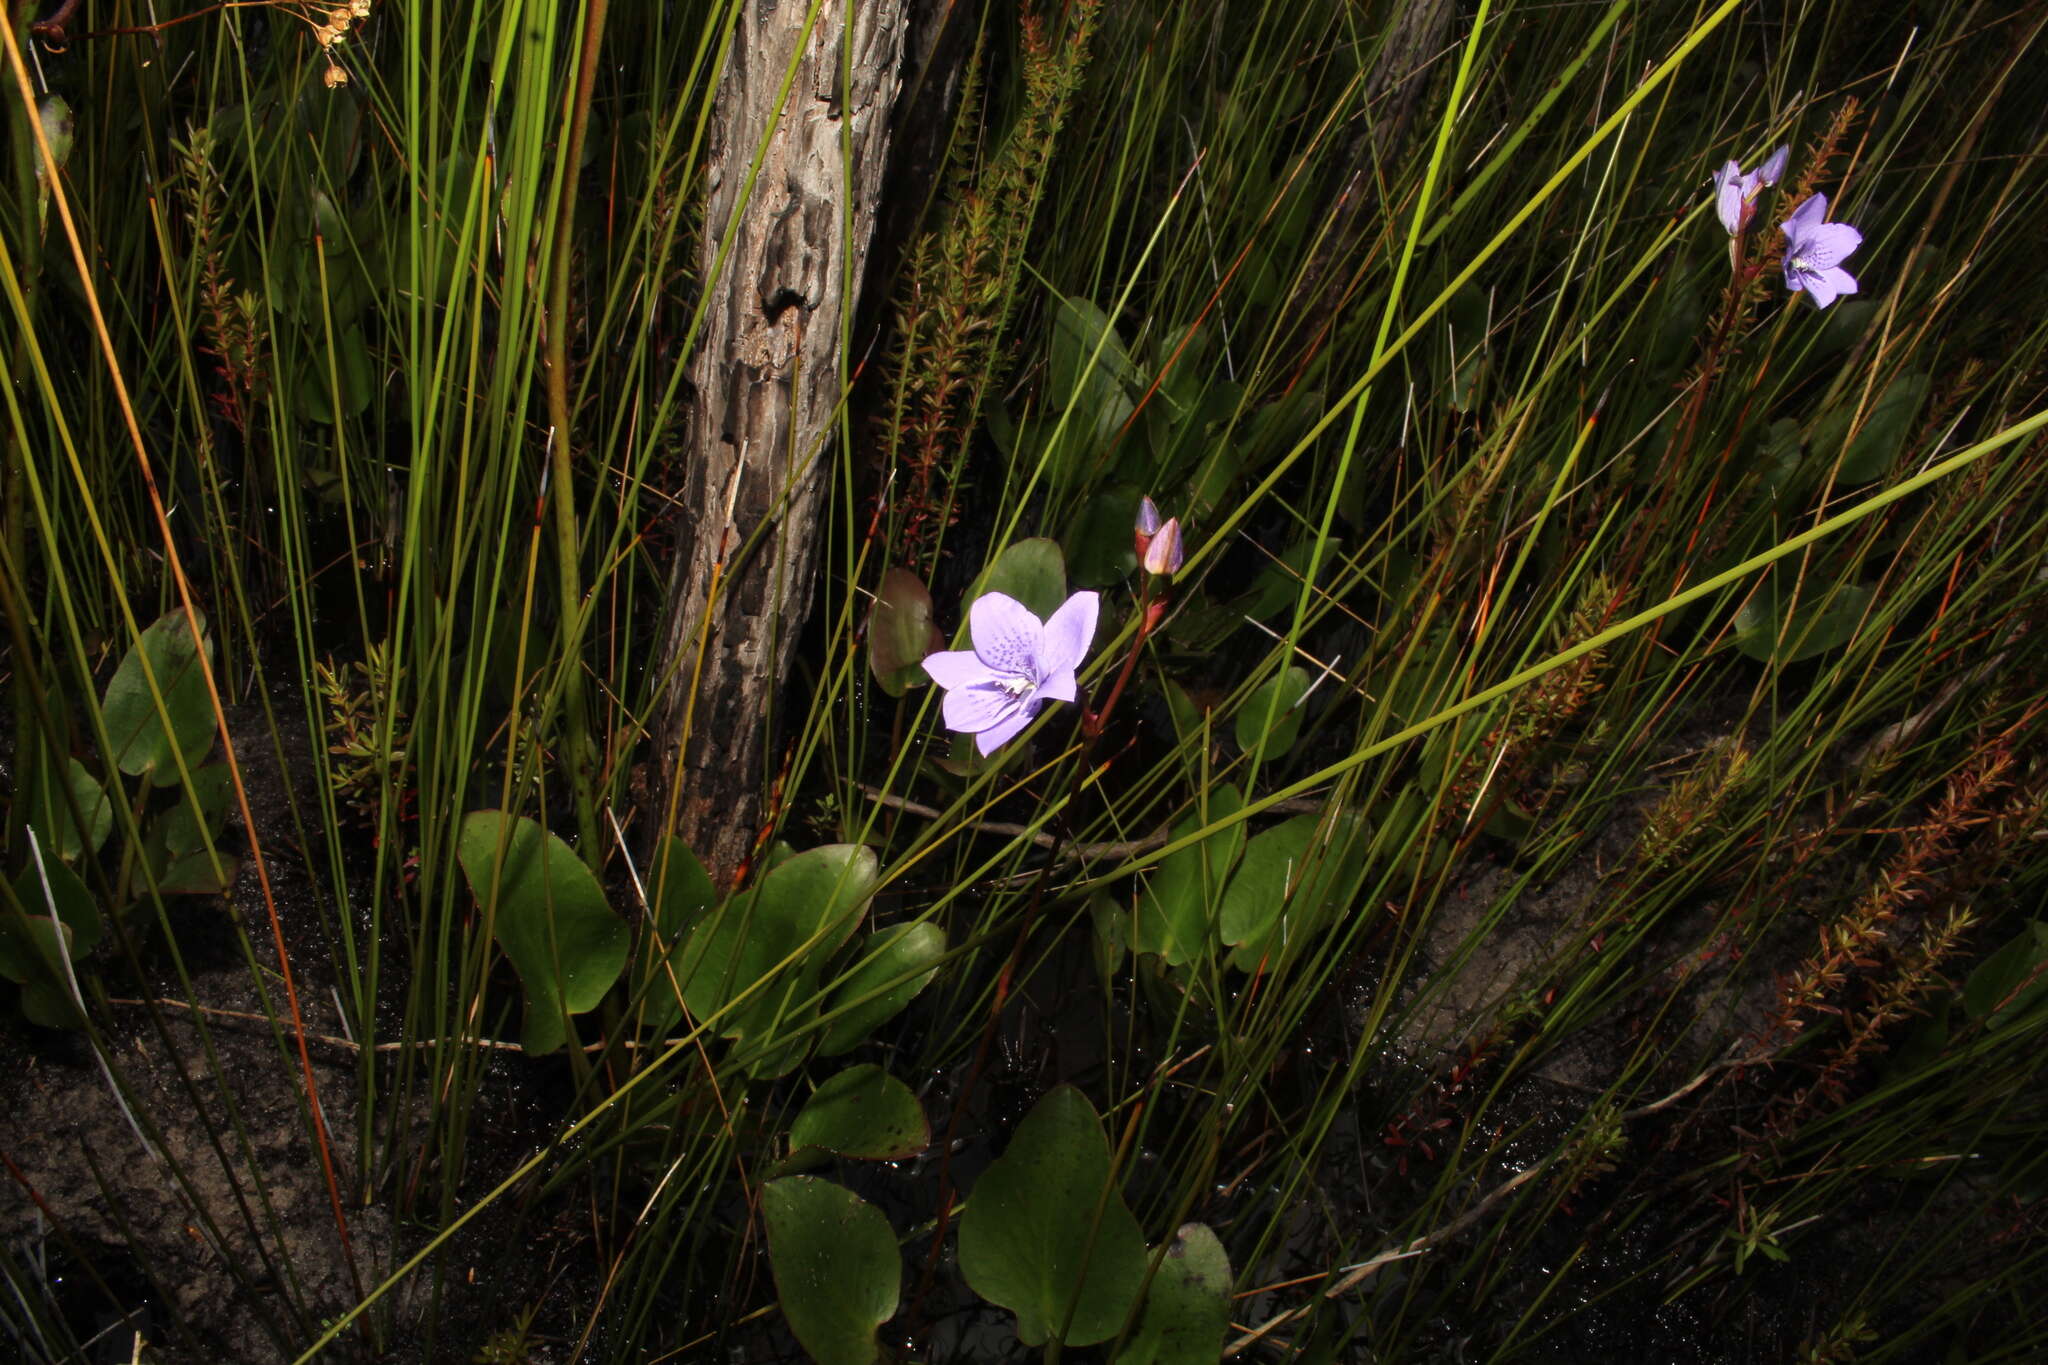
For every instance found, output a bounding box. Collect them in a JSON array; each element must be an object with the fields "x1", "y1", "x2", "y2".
[{"x1": 1083, "y1": 579, "x2": 1164, "y2": 739}]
